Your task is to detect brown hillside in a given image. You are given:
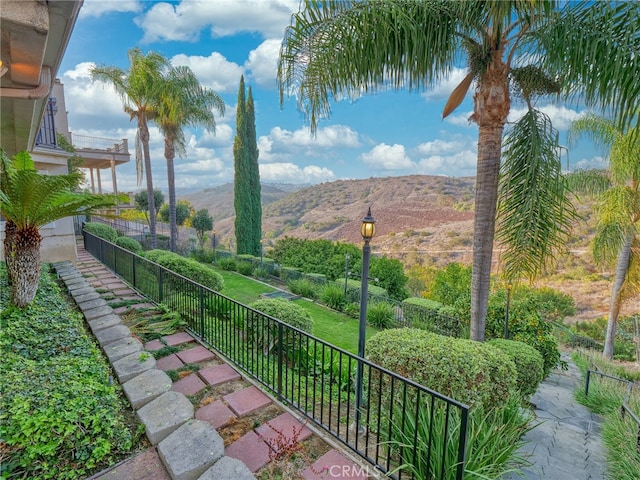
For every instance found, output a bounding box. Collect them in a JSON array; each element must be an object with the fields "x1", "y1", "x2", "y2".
[{"x1": 179, "y1": 175, "x2": 638, "y2": 321}]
